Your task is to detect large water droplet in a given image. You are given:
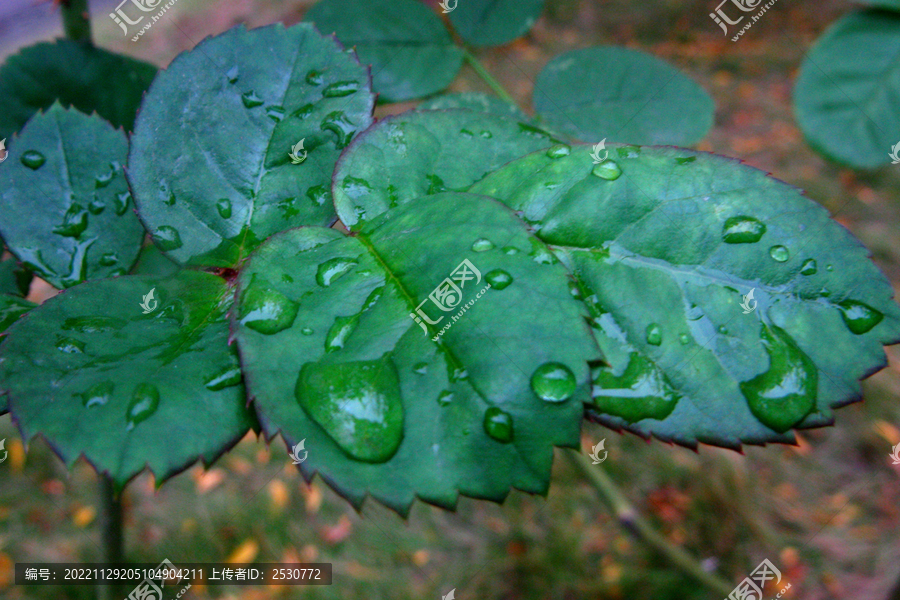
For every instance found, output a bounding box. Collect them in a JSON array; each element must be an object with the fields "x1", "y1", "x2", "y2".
[
  {"x1": 296, "y1": 357, "x2": 404, "y2": 463},
  {"x1": 239, "y1": 282, "x2": 299, "y2": 335},
  {"x1": 722, "y1": 216, "x2": 766, "y2": 244},
  {"x1": 306, "y1": 70, "x2": 324, "y2": 85},
  {"x1": 56, "y1": 336, "x2": 85, "y2": 353},
  {"x1": 114, "y1": 191, "x2": 131, "y2": 215},
  {"x1": 322, "y1": 80, "x2": 359, "y2": 97},
  {"x1": 204, "y1": 365, "x2": 243, "y2": 391},
  {"x1": 485, "y1": 269, "x2": 512, "y2": 290},
  {"x1": 217, "y1": 198, "x2": 232, "y2": 219},
  {"x1": 21, "y1": 150, "x2": 46, "y2": 169},
  {"x1": 321, "y1": 111, "x2": 357, "y2": 148},
  {"x1": 53, "y1": 204, "x2": 88, "y2": 238},
  {"x1": 471, "y1": 238, "x2": 494, "y2": 252},
  {"x1": 241, "y1": 90, "x2": 263, "y2": 108},
  {"x1": 483, "y1": 407, "x2": 514, "y2": 443},
  {"x1": 80, "y1": 381, "x2": 113, "y2": 408},
  {"x1": 800, "y1": 258, "x2": 817, "y2": 275},
  {"x1": 739, "y1": 324, "x2": 816, "y2": 433},
  {"x1": 324, "y1": 314, "x2": 359, "y2": 353},
  {"x1": 126, "y1": 383, "x2": 160, "y2": 430},
  {"x1": 769, "y1": 245, "x2": 789, "y2": 262},
  {"x1": 531, "y1": 362, "x2": 577, "y2": 403},
  {"x1": 60, "y1": 237, "x2": 96, "y2": 288},
  {"x1": 592, "y1": 161, "x2": 622, "y2": 180},
  {"x1": 306, "y1": 185, "x2": 331, "y2": 206},
  {"x1": 546, "y1": 144, "x2": 571, "y2": 158},
  {"x1": 645, "y1": 323, "x2": 662, "y2": 346},
  {"x1": 837, "y1": 300, "x2": 883, "y2": 335},
  {"x1": 316, "y1": 257, "x2": 358, "y2": 287},
  {"x1": 592, "y1": 353, "x2": 680, "y2": 422},
  {"x1": 152, "y1": 226, "x2": 182, "y2": 251}
]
